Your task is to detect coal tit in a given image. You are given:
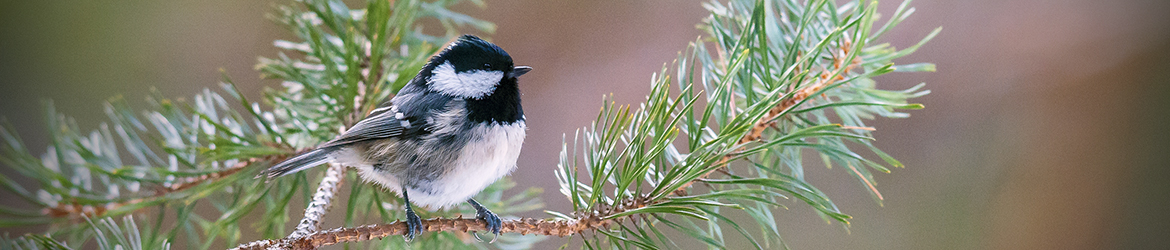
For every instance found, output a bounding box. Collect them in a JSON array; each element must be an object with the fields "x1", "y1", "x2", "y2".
[{"x1": 264, "y1": 35, "x2": 531, "y2": 242}]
